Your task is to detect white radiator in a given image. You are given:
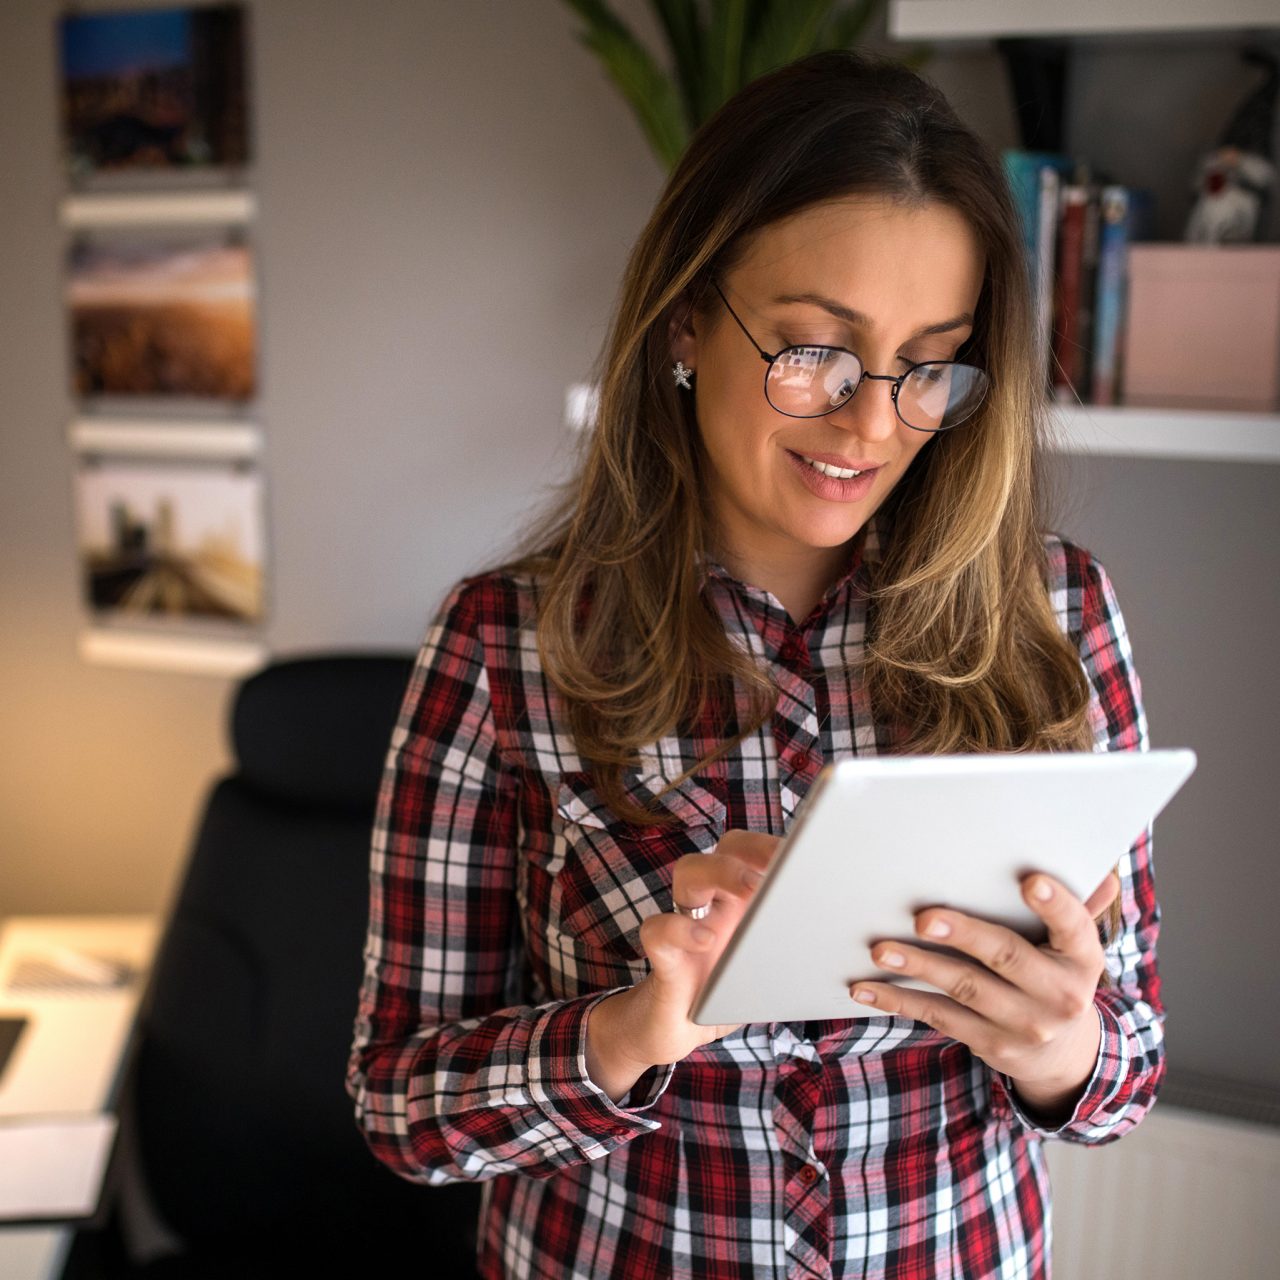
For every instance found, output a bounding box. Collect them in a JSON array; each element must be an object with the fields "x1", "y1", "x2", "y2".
[{"x1": 1046, "y1": 1102, "x2": 1280, "y2": 1279}]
